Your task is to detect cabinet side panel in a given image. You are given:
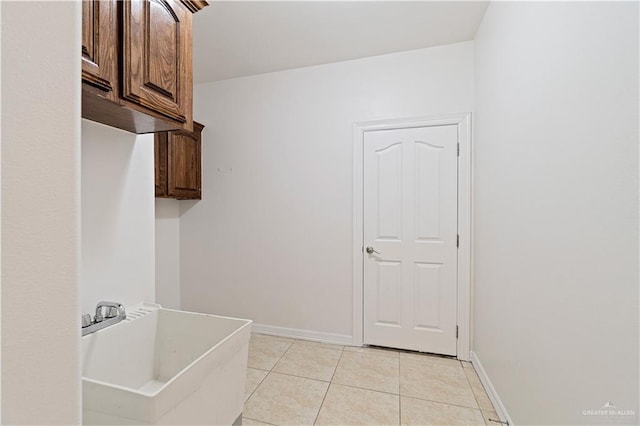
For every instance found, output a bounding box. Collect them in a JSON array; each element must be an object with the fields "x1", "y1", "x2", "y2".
[{"x1": 155, "y1": 133, "x2": 169, "y2": 197}]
